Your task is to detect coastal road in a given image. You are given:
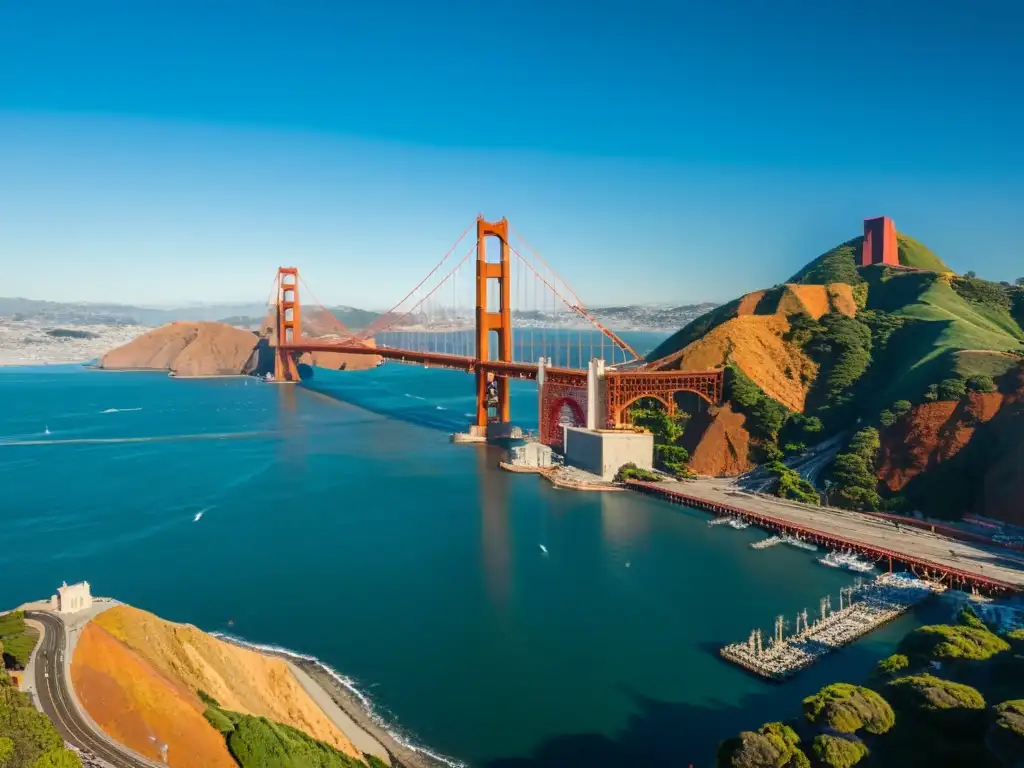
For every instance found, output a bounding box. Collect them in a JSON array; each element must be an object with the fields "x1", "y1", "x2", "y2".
[
  {"x1": 27, "y1": 611, "x2": 160, "y2": 768},
  {"x1": 676, "y1": 479, "x2": 1024, "y2": 589}
]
